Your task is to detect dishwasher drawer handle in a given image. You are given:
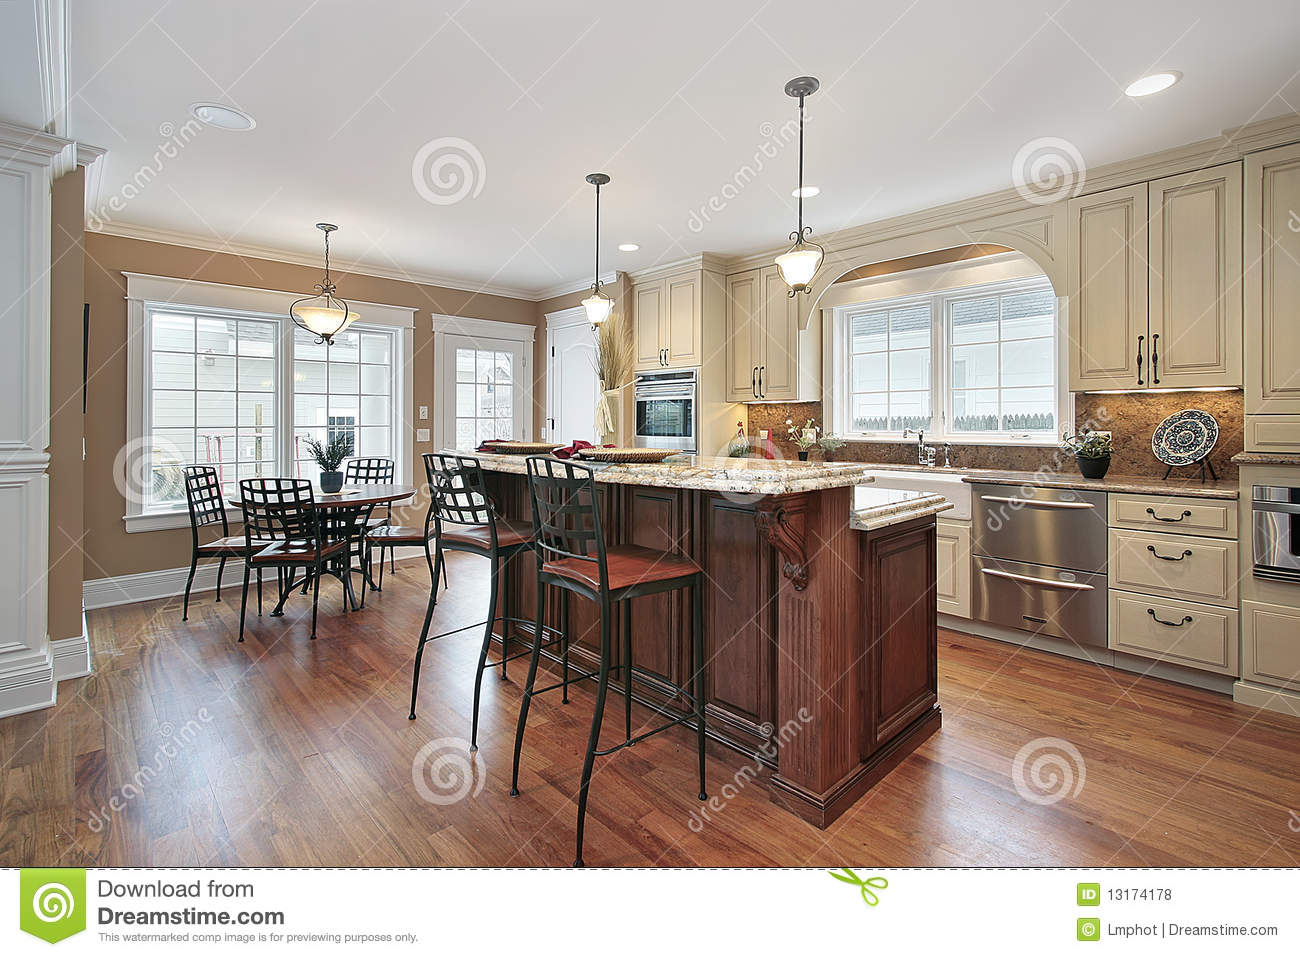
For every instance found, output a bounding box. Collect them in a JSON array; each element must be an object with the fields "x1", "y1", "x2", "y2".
[
  {"x1": 979, "y1": 495, "x2": 1096, "y2": 509},
  {"x1": 1146, "y1": 507, "x2": 1192, "y2": 523},
  {"x1": 1148, "y1": 608, "x2": 1193, "y2": 627},
  {"x1": 979, "y1": 567, "x2": 1095, "y2": 591},
  {"x1": 1146, "y1": 544, "x2": 1192, "y2": 562}
]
